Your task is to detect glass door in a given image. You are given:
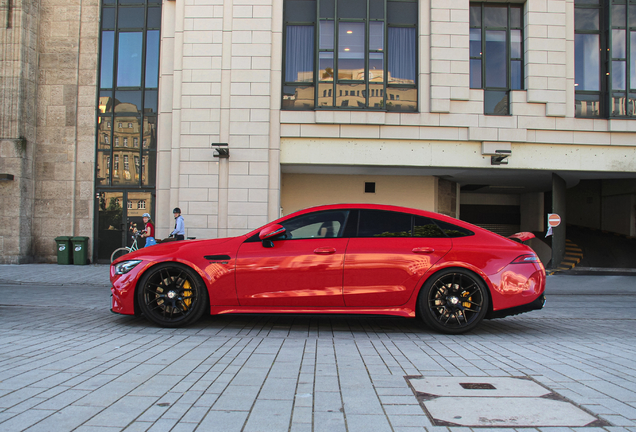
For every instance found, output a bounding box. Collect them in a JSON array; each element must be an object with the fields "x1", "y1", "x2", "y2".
[{"x1": 96, "y1": 190, "x2": 154, "y2": 262}]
